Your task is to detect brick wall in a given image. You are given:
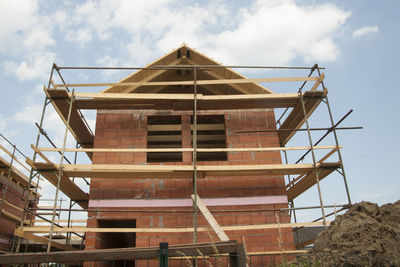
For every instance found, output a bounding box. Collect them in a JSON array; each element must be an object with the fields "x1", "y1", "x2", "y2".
[
  {"x1": 0, "y1": 173, "x2": 36, "y2": 252},
  {"x1": 86, "y1": 109, "x2": 295, "y2": 259}
]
